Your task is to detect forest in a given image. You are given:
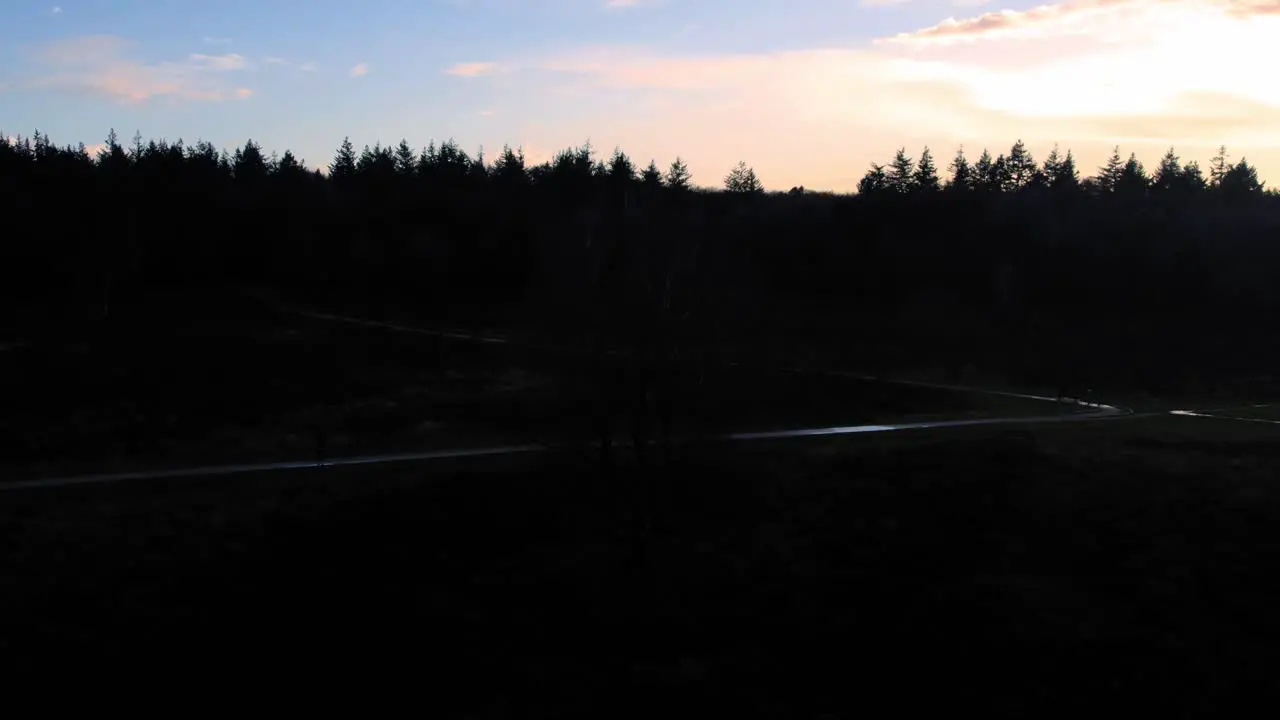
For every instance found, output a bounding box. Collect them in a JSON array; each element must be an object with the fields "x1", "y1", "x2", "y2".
[{"x1": 3, "y1": 128, "x2": 1279, "y2": 400}]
